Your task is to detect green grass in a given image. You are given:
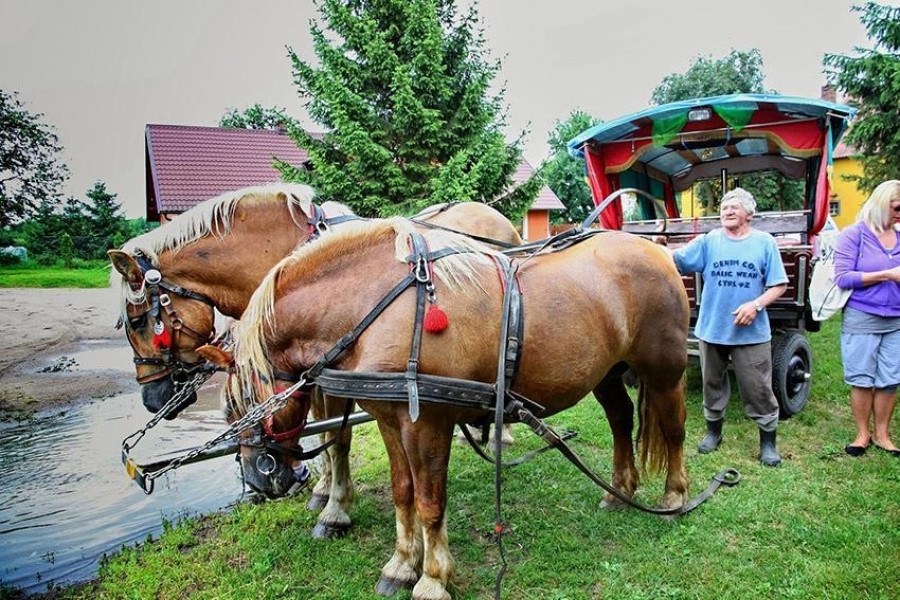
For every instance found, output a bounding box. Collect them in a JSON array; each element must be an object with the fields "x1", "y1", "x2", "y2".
[
  {"x1": 0, "y1": 261, "x2": 110, "y2": 288},
  {"x1": 9, "y1": 319, "x2": 900, "y2": 600}
]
